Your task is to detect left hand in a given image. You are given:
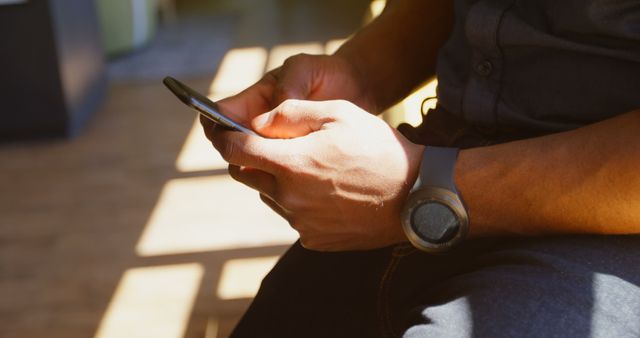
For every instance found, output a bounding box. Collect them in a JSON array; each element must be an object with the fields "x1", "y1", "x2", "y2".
[{"x1": 205, "y1": 99, "x2": 424, "y2": 251}]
